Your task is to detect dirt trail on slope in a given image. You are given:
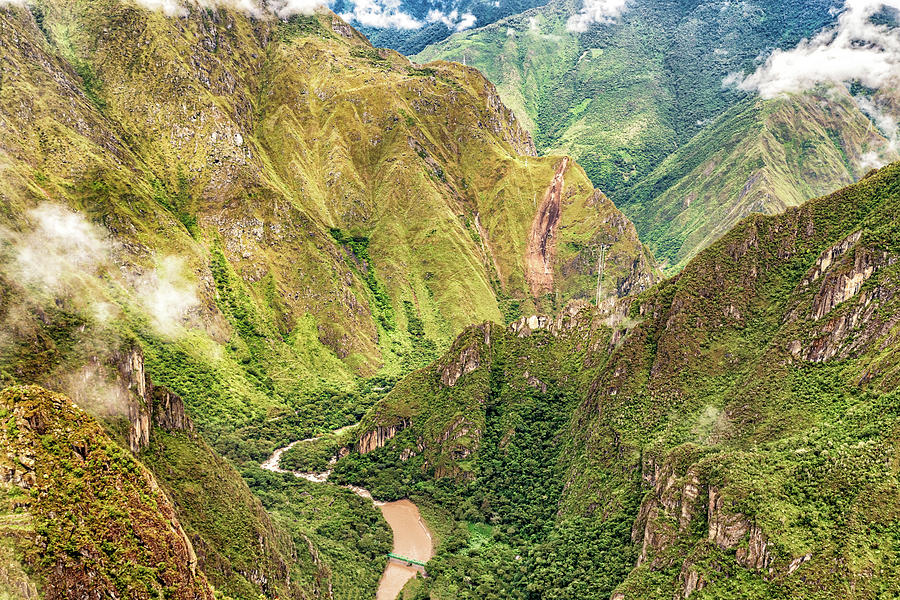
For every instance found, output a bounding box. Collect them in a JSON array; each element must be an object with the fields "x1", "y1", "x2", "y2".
[{"x1": 525, "y1": 157, "x2": 568, "y2": 297}]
